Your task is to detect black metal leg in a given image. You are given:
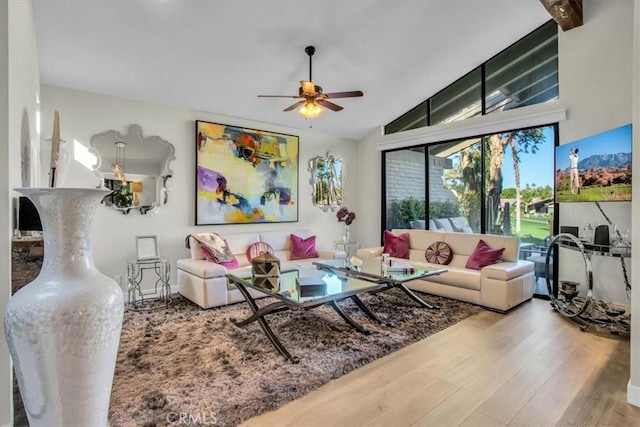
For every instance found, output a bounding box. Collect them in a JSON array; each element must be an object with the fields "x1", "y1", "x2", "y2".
[
  {"x1": 232, "y1": 301, "x2": 289, "y2": 326},
  {"x1": 231, "y1": 281, "x2": 300, "y2": 363},
  {"x1": 350, "y1": 295, "x2": 385, "y2": 324},
  {"x1": 395, "y1": 283, "x2": 439, "y2": 310},
  {"x1": 329, "y1": 301, "x2": 370, "y2": 335}
]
